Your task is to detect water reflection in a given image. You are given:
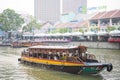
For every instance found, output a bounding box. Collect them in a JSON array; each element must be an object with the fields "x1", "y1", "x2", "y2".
[
  {"x1": 0, "y1": 47, "x2": 120, "y2": 80},
  {"x1": 88, "y1": 49, "x2": 120, "y2": 80}
]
